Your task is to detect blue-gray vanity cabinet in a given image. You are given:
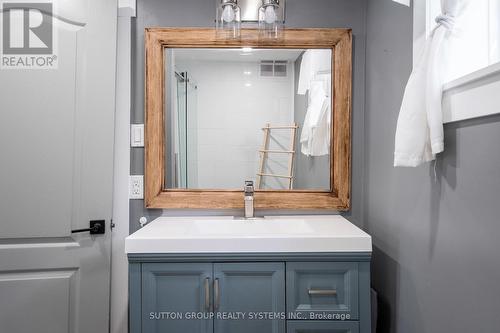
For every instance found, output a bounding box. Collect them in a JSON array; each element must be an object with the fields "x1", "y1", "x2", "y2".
[
  {"x1": 141, "y1": 263, "x2": 213, "y2": 333},
  {"x1": 213, "y1": 263, "x2": 285, "y2": 333},
  {"x1": 287, "y1": 320, "x2": 359, "y2": 333},
  {"x1": 129, "y1": 253, "x2": 371, "y2": 333}
]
